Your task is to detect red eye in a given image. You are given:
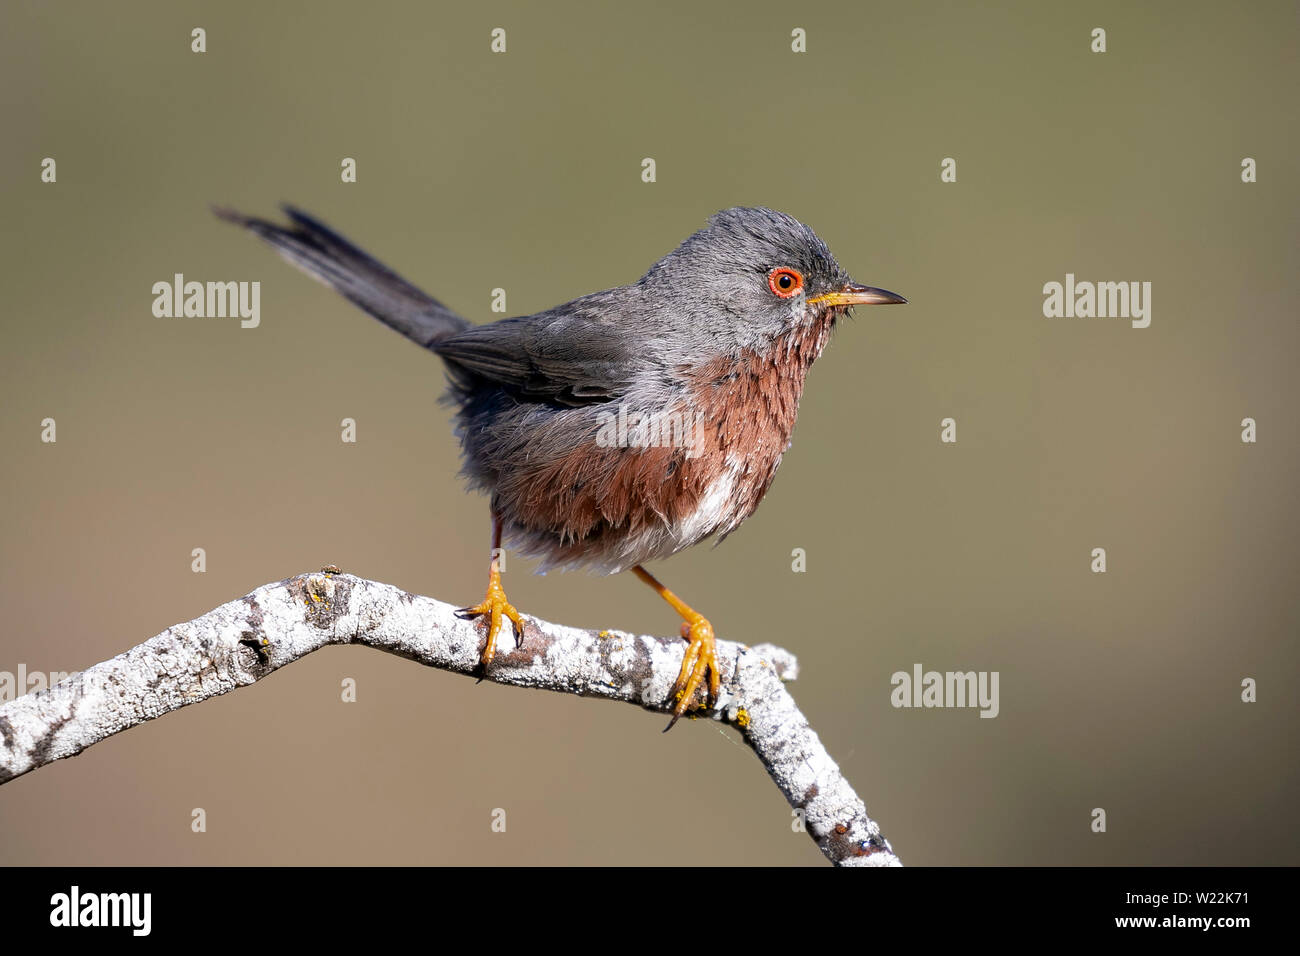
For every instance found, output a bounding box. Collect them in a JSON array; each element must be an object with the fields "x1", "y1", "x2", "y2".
[{"x1": 767, "y1": 267, "x2": 804, "y2": 298}]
